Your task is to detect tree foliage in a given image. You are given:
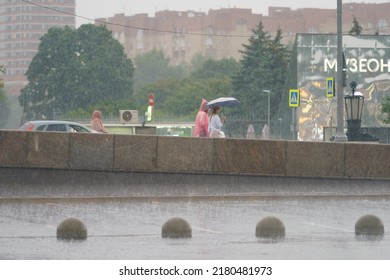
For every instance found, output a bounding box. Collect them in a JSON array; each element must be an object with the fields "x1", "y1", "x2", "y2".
[
  {"x1": 349, "y1": 15, "x2": 363, "y2": 35},
  {"x1": 231, "y1": 23, "x2": 289, "y2": 122},
  {"x1": 381, "y1": 96, "x2": 390, "y2": 124},
  {"x1": 190, "y1": 53, "x2": 208, "y2": 74},
  {"x1": 0, "y1": 64, "x2": 4, "y2": 89},
  {"x1": 133, "y1": 50, "x2": 188, "y2": 95},
  {"x1": 19, "y1": 24, "x2": 134, "y2": 120},
  {"x1": 0, "y1": 88, "x2": 9, "y2": 129},
  {"x1": 0, "y1": 65, "x2": 9, "y2": 128},
  {"x1": 191, "y1": 57, "x2": 240, "y2": 79}
]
